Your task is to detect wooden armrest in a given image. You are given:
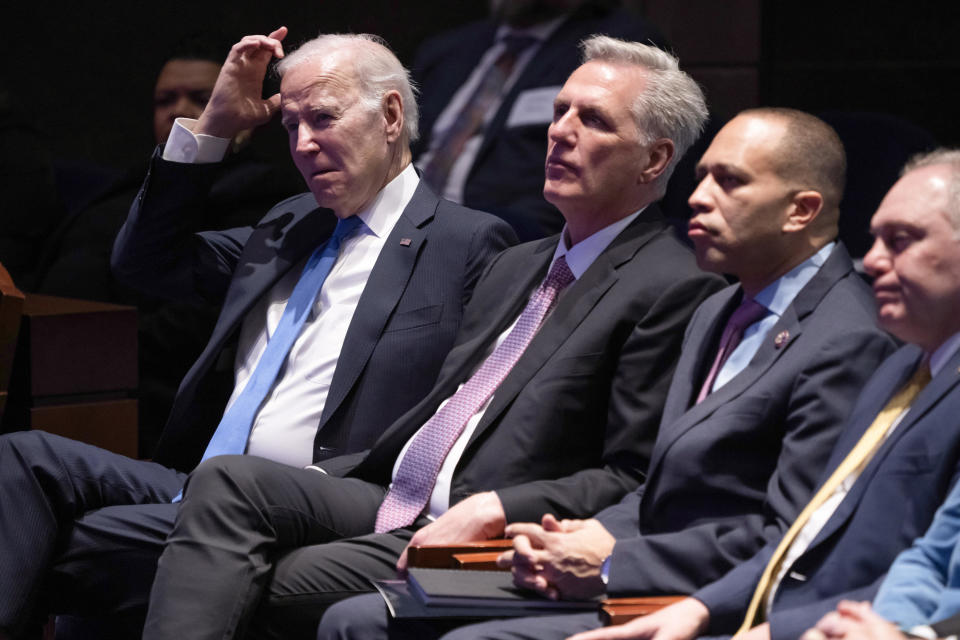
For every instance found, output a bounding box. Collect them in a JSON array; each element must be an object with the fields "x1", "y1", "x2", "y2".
[
  {"x1": 406, "y1": 539, "x2": 514, "y2": 569},
  {"x1": 452, "y1": 551, "x2": 505, "y2": 571},
  {"x1": 600, "y1": 596, "x2": 685, "y2": 626}
]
